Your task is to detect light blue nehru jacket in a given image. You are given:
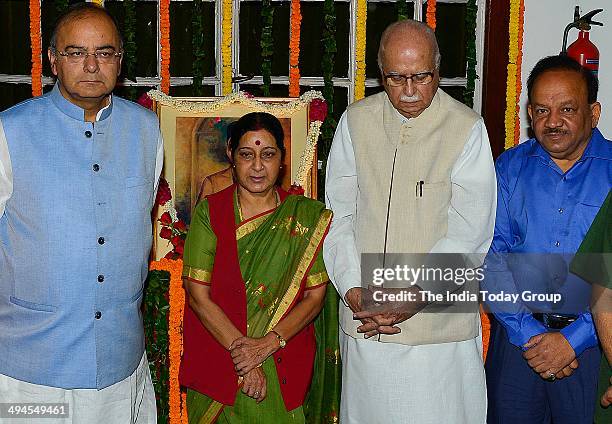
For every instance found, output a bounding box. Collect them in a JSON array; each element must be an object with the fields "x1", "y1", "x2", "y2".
[{"x1": 0, "y1": 84, "x2": 160, "y2": 389}]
